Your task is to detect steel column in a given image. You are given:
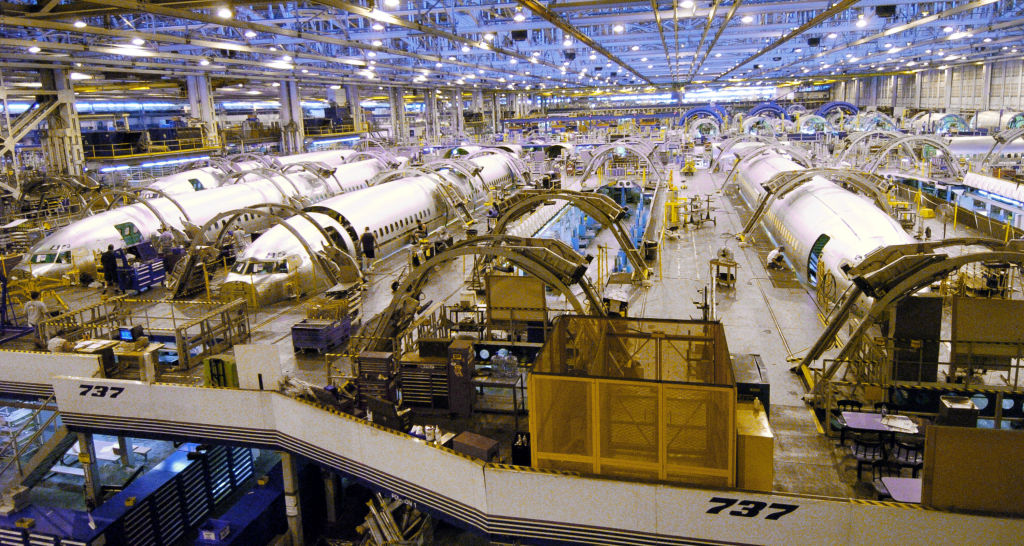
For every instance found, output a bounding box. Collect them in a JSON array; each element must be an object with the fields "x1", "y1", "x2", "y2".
[
  {"x1": 40, "y1": 69, "x2": 84, "y2": 179},
  {"x1": 281, "y1": 452, "x2": 304, "y2": 545},
  {"x1": 77, "y1": 432, "x2": 100, "y2": 509},
  {"x1": 279, "y1": 78, "x2": 305, "y2": 154},
  {"x1": 346, "y1": 85, "x2": 364, "y2": 132},
  {"x1": 186, "y1": 75, "x2": 219, "y2": 148}
]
